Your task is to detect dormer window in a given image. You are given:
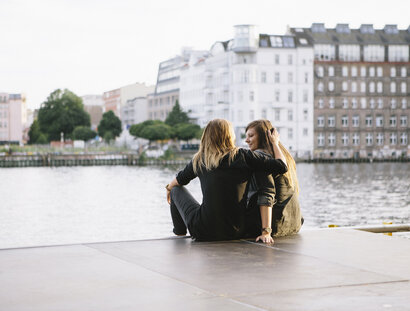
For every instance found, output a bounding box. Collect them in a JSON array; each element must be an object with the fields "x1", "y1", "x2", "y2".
[
  {"x1": 311, "y1": 23, "x2": 326, "y2": 33},
  {"x1": 336, "y1": 24, "x2": 350, "y2": 34},
  {"x1": 360, "y1": 24, "x2": 375, "y2": 34},
  {"x1": 384, "y1": 24, "x2": 399, "y2": 34}
]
